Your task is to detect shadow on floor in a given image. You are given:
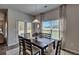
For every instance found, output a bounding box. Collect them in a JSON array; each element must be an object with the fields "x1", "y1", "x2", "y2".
[{"x1": 0, "y1": 44, "x2": 6, "y2": 55}]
